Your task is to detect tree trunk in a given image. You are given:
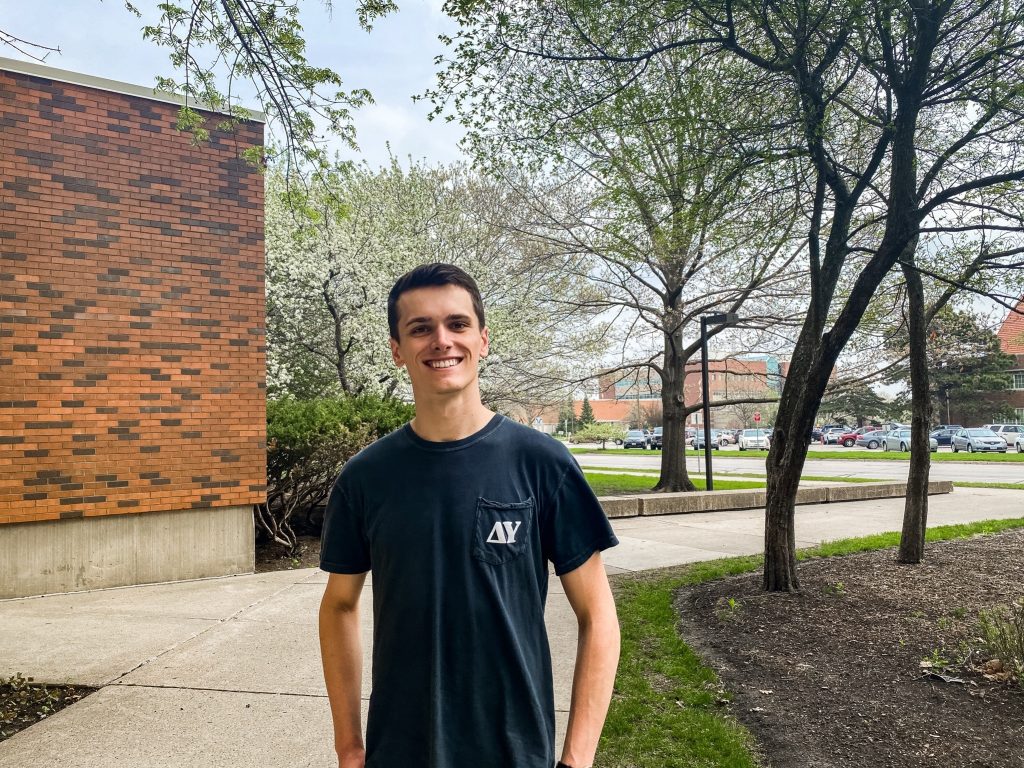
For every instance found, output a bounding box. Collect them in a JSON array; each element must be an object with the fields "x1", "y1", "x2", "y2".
[
  {"x1": 656, "y1": 328, "x2": 697, "y2": 492},
  {"x1": 898, "y1": 248, "x2": 932, "y2": 563},
  {"x1": 763, "y1": 333, "x2": 830, "y2": 591}
]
